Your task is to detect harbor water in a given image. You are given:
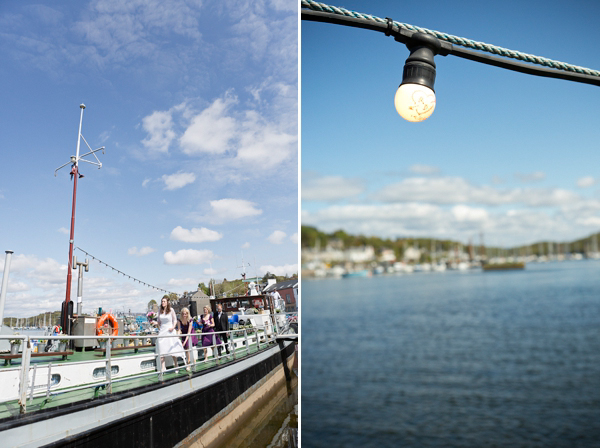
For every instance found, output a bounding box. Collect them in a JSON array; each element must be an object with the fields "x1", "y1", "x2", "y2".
[{"x1": 302, "y1": 260, "x2": 600, "y2": 447}]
